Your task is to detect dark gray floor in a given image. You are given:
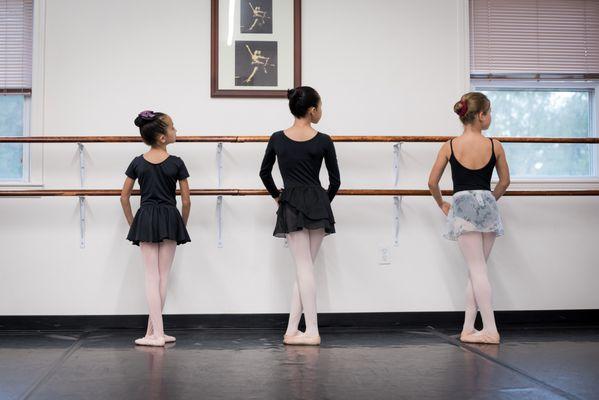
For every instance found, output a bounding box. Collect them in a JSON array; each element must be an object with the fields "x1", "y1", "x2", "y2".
[{"x1": 1, "y1": 327, "x2": 597, "y2": 400}]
